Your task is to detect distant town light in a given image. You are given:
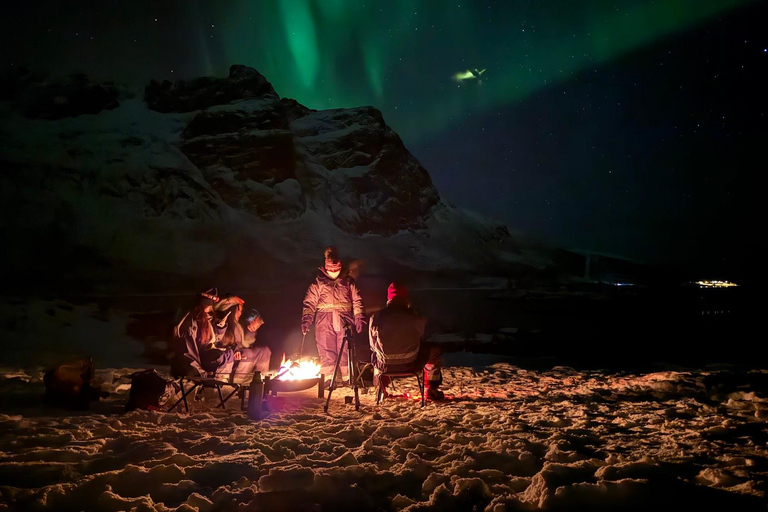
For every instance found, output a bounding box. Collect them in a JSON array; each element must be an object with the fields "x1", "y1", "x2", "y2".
[{"x1": 695, "y1": 280, "x2": 738, "y2": 288}]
